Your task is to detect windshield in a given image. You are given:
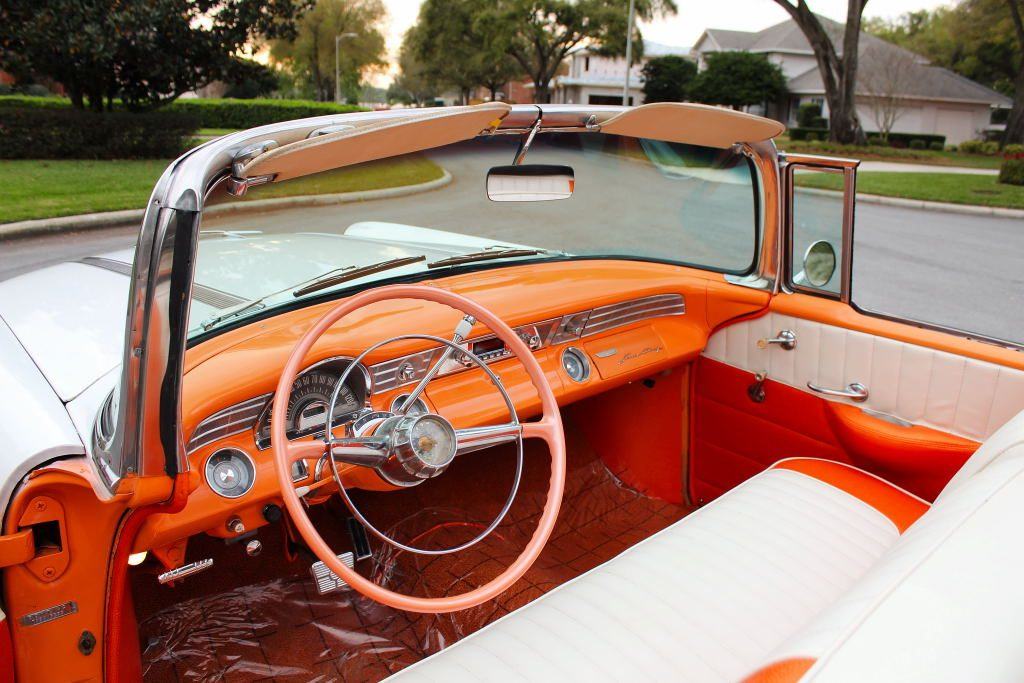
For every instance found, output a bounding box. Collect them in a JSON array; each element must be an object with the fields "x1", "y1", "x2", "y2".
[{"x1": 192, "y1": 131, "x2": 760, "y2": 338}]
